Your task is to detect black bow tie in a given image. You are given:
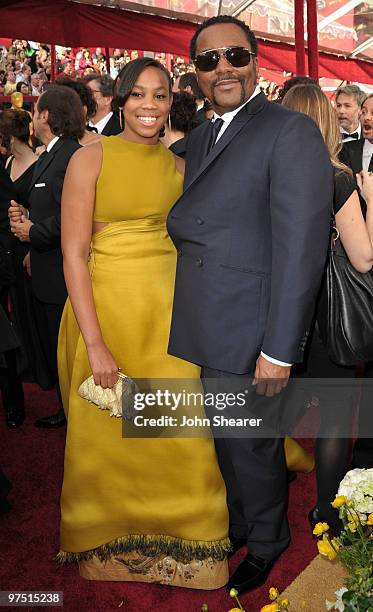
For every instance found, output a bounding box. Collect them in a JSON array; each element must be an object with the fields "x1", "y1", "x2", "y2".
[
  {"x1": 87, "y1": 125, "x2": 98, "y2": 133},
  {"x1": 342, "y1": 132, "x2": 359, "y2": 140}
]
